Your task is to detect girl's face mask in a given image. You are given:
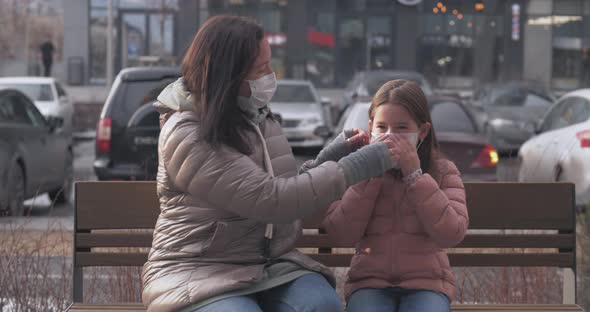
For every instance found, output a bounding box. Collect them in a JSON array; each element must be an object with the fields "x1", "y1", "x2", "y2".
[{"x1": 370, "y1": 132, "x2": 424, "y2": 150}]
